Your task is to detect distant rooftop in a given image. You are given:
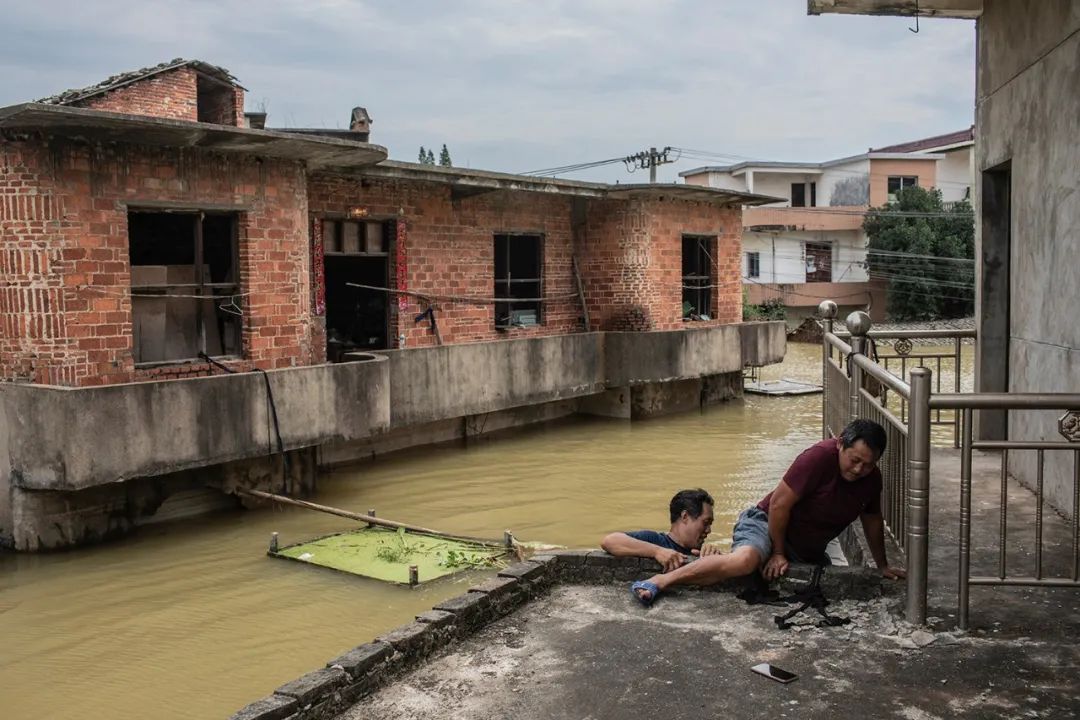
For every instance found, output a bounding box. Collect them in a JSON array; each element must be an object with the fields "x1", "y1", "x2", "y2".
[
  {"x1": 871, "y1": 126, "x2": 974, "y2": 153},
  {"x1": 37, "y1": 58, "x2": 245, "y2": 106}
]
